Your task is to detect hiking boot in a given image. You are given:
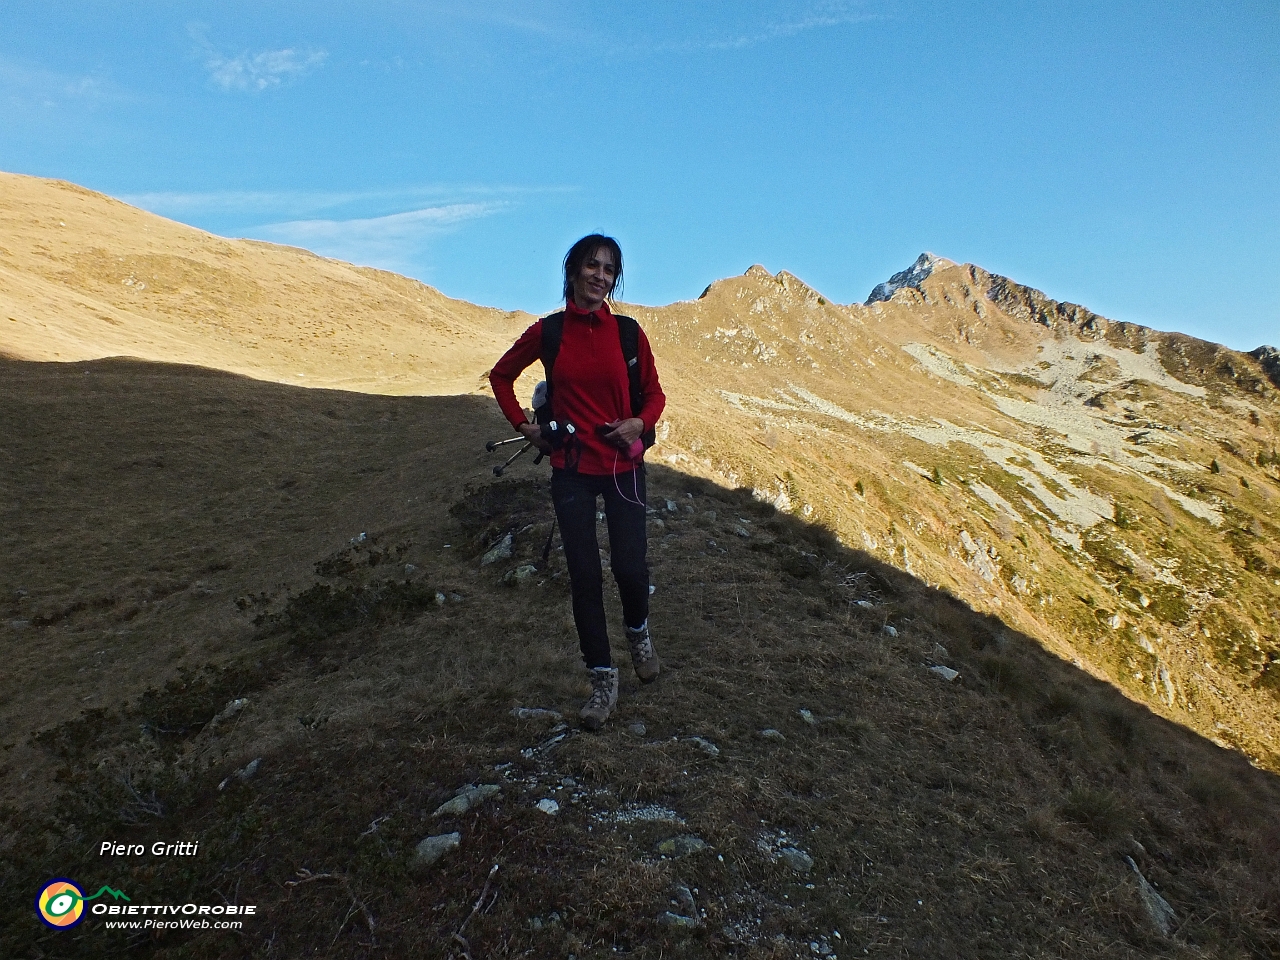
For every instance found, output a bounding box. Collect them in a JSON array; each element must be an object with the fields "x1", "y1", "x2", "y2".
[
  {"x1": 626, "y1": 620, "x2": 661, "y2": 684},
  {"x1": 579, "y1": 667, "x2": 619, "y2": 731}
]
